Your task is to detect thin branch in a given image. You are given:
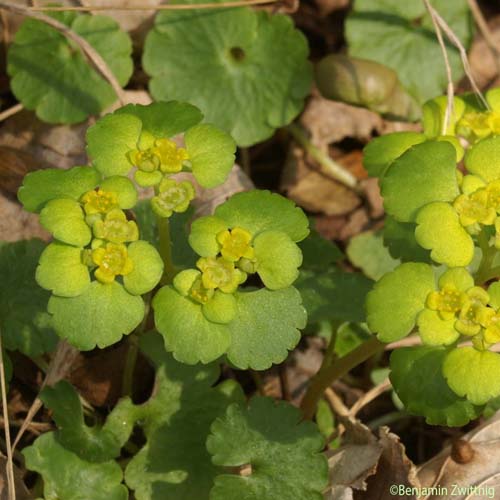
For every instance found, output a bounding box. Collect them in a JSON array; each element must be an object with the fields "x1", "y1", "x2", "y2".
[
  {"x1": 425, "y1": 0, "x2": 489, "y2": 110},
  {"x1": 0, "y1": 103, "x2": 23, "y2": 123},
  {"x1": 467, "y1": 0, "x2": 500, "y2": 72},
  {"x1": 28, "y1": 0, "x2": 278, "y2": 11},
  {"x1": 423, "y1": 0, "x2": 455, "y2": 134},
  {"x1": 0, "y1": 1, "x2": 126, "y2": 105},
  {"x1": 347, "y1": 377, "x2": 391, "y2": 418},
  {"x1": 0, "y1": 331, "x2": 15, "y2": 500}
]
